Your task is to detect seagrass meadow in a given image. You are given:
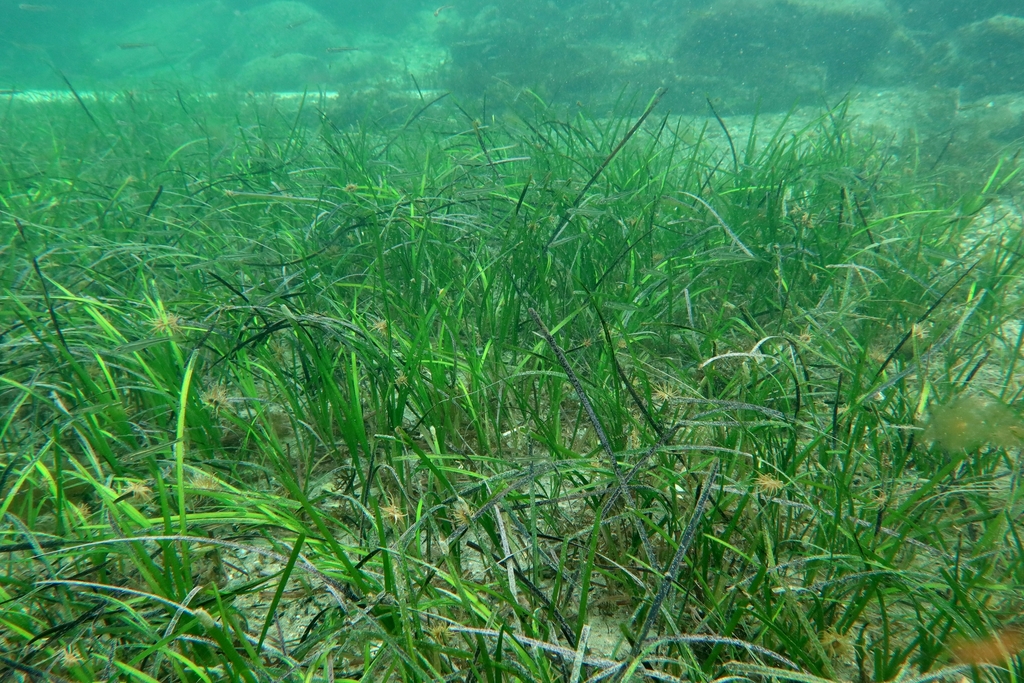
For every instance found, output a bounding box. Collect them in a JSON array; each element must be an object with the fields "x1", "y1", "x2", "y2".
[{"x1": 1, "y1": 88, "x2": 1023, "y2": 683}]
